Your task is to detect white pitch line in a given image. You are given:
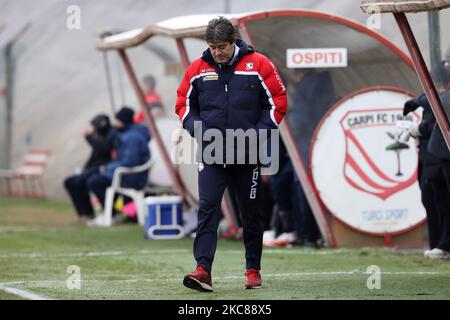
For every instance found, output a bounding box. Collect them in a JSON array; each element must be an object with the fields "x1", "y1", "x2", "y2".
[
  {"x1": 0, "y1": 270, "x2": 442, "y2": 300},
  {"x1": 0, "y1": 284, "x2": 53, "y2": 300},
  {"x1": 0, "y1": 271, "x2": 441, "y2": 288},
  {"x1": 0, "y1": 248, "x2": 347, "y2": 259},
  {"x1": 214, "y1": 271, "x2": 441, "y2": 280}
]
